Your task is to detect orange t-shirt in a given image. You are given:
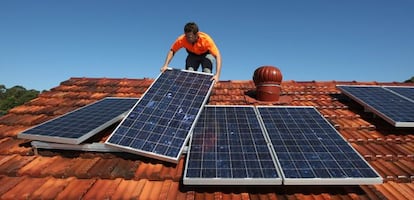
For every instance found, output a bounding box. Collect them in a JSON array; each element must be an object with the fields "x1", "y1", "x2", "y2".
[{"x1": 170, "y1": 32, "x2": 220, "y2": 57}]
